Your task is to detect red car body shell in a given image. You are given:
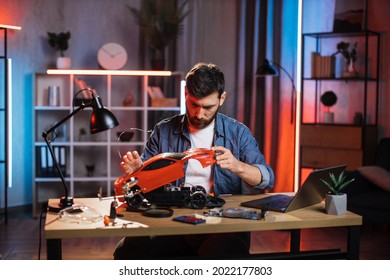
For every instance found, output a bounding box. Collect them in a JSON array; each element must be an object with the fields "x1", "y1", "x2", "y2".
[{"x1": 114, "y1": 148, "x2": 216, "y2": 201}]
